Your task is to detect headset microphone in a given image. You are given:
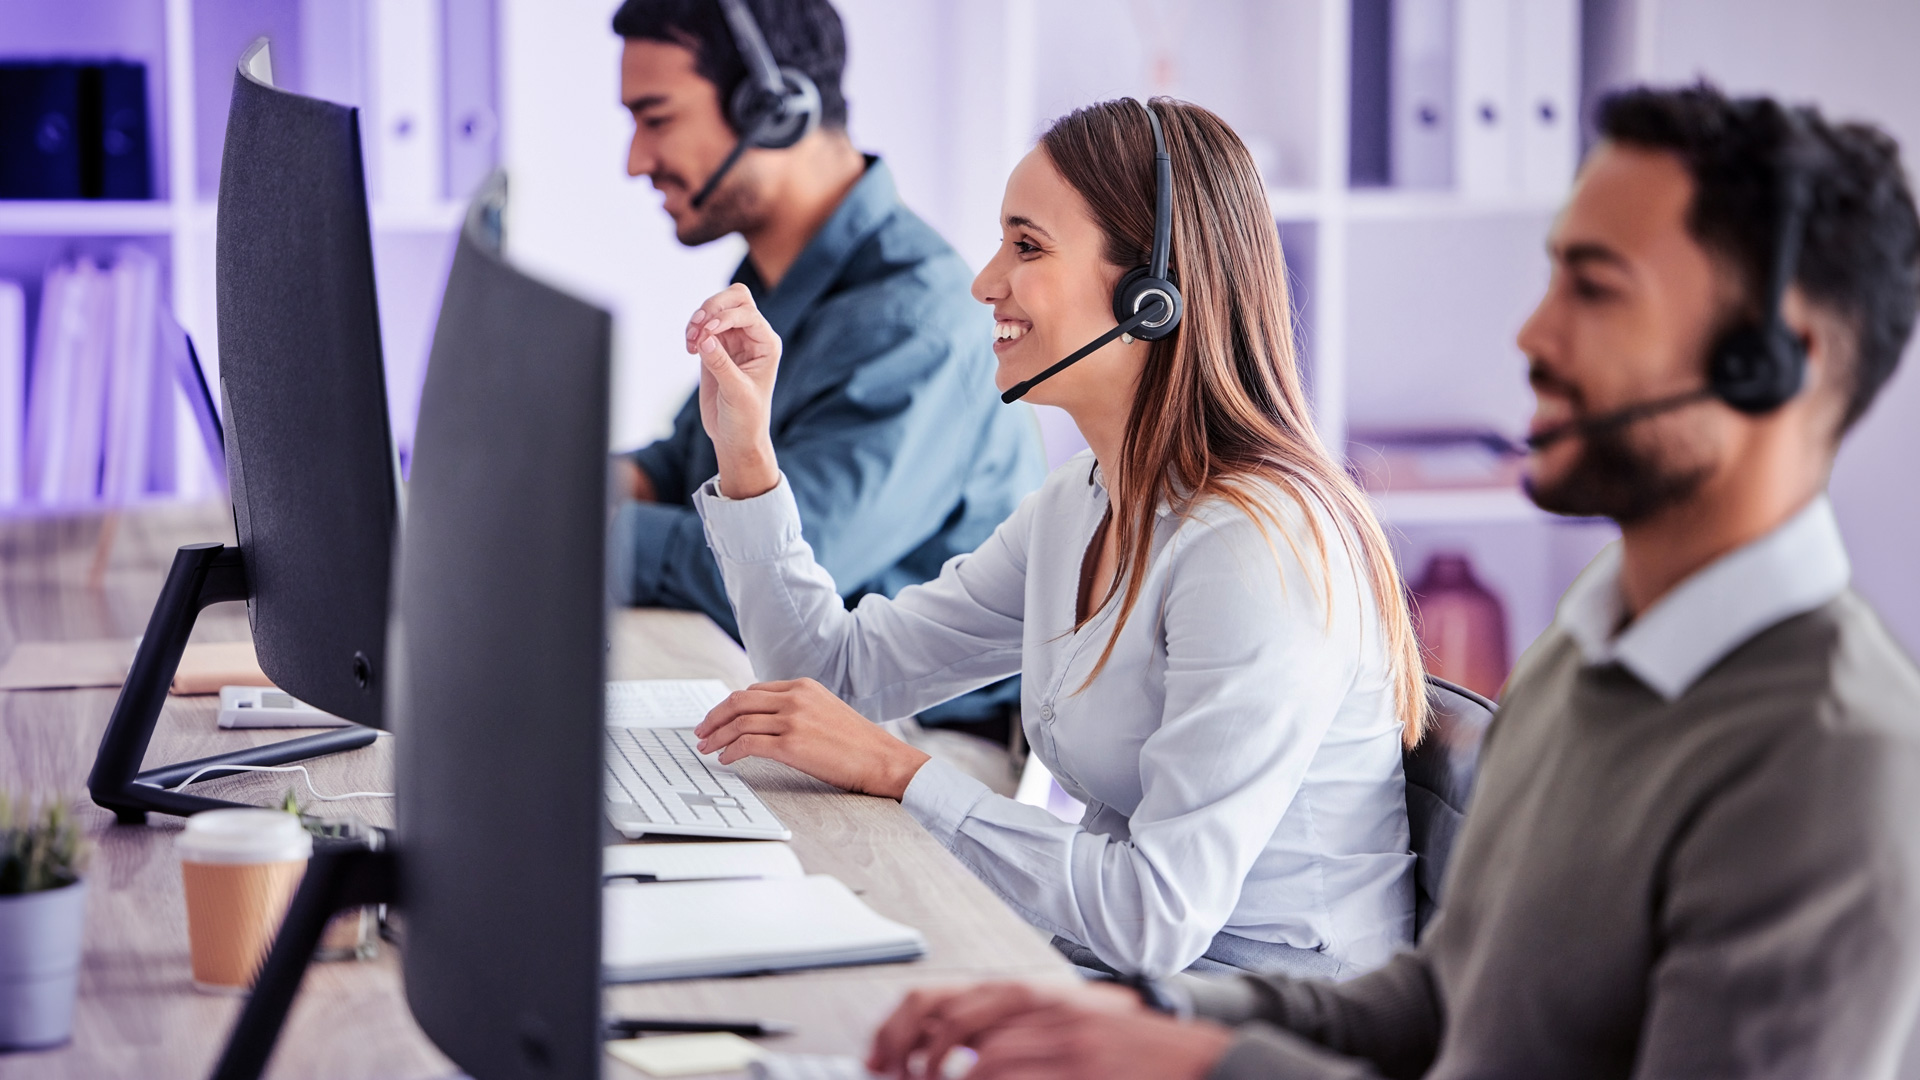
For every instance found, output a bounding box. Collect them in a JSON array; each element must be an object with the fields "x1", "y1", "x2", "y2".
[
  {"x1": 1520, "y1": 388, "x2": 1715, "y2": 451},
  {"x1": 1002, "y1": 100, "x2": 1184, "y2": 405},
  {"x1": 690, "y1": 0, "x2": 823, "y2": 210}
]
